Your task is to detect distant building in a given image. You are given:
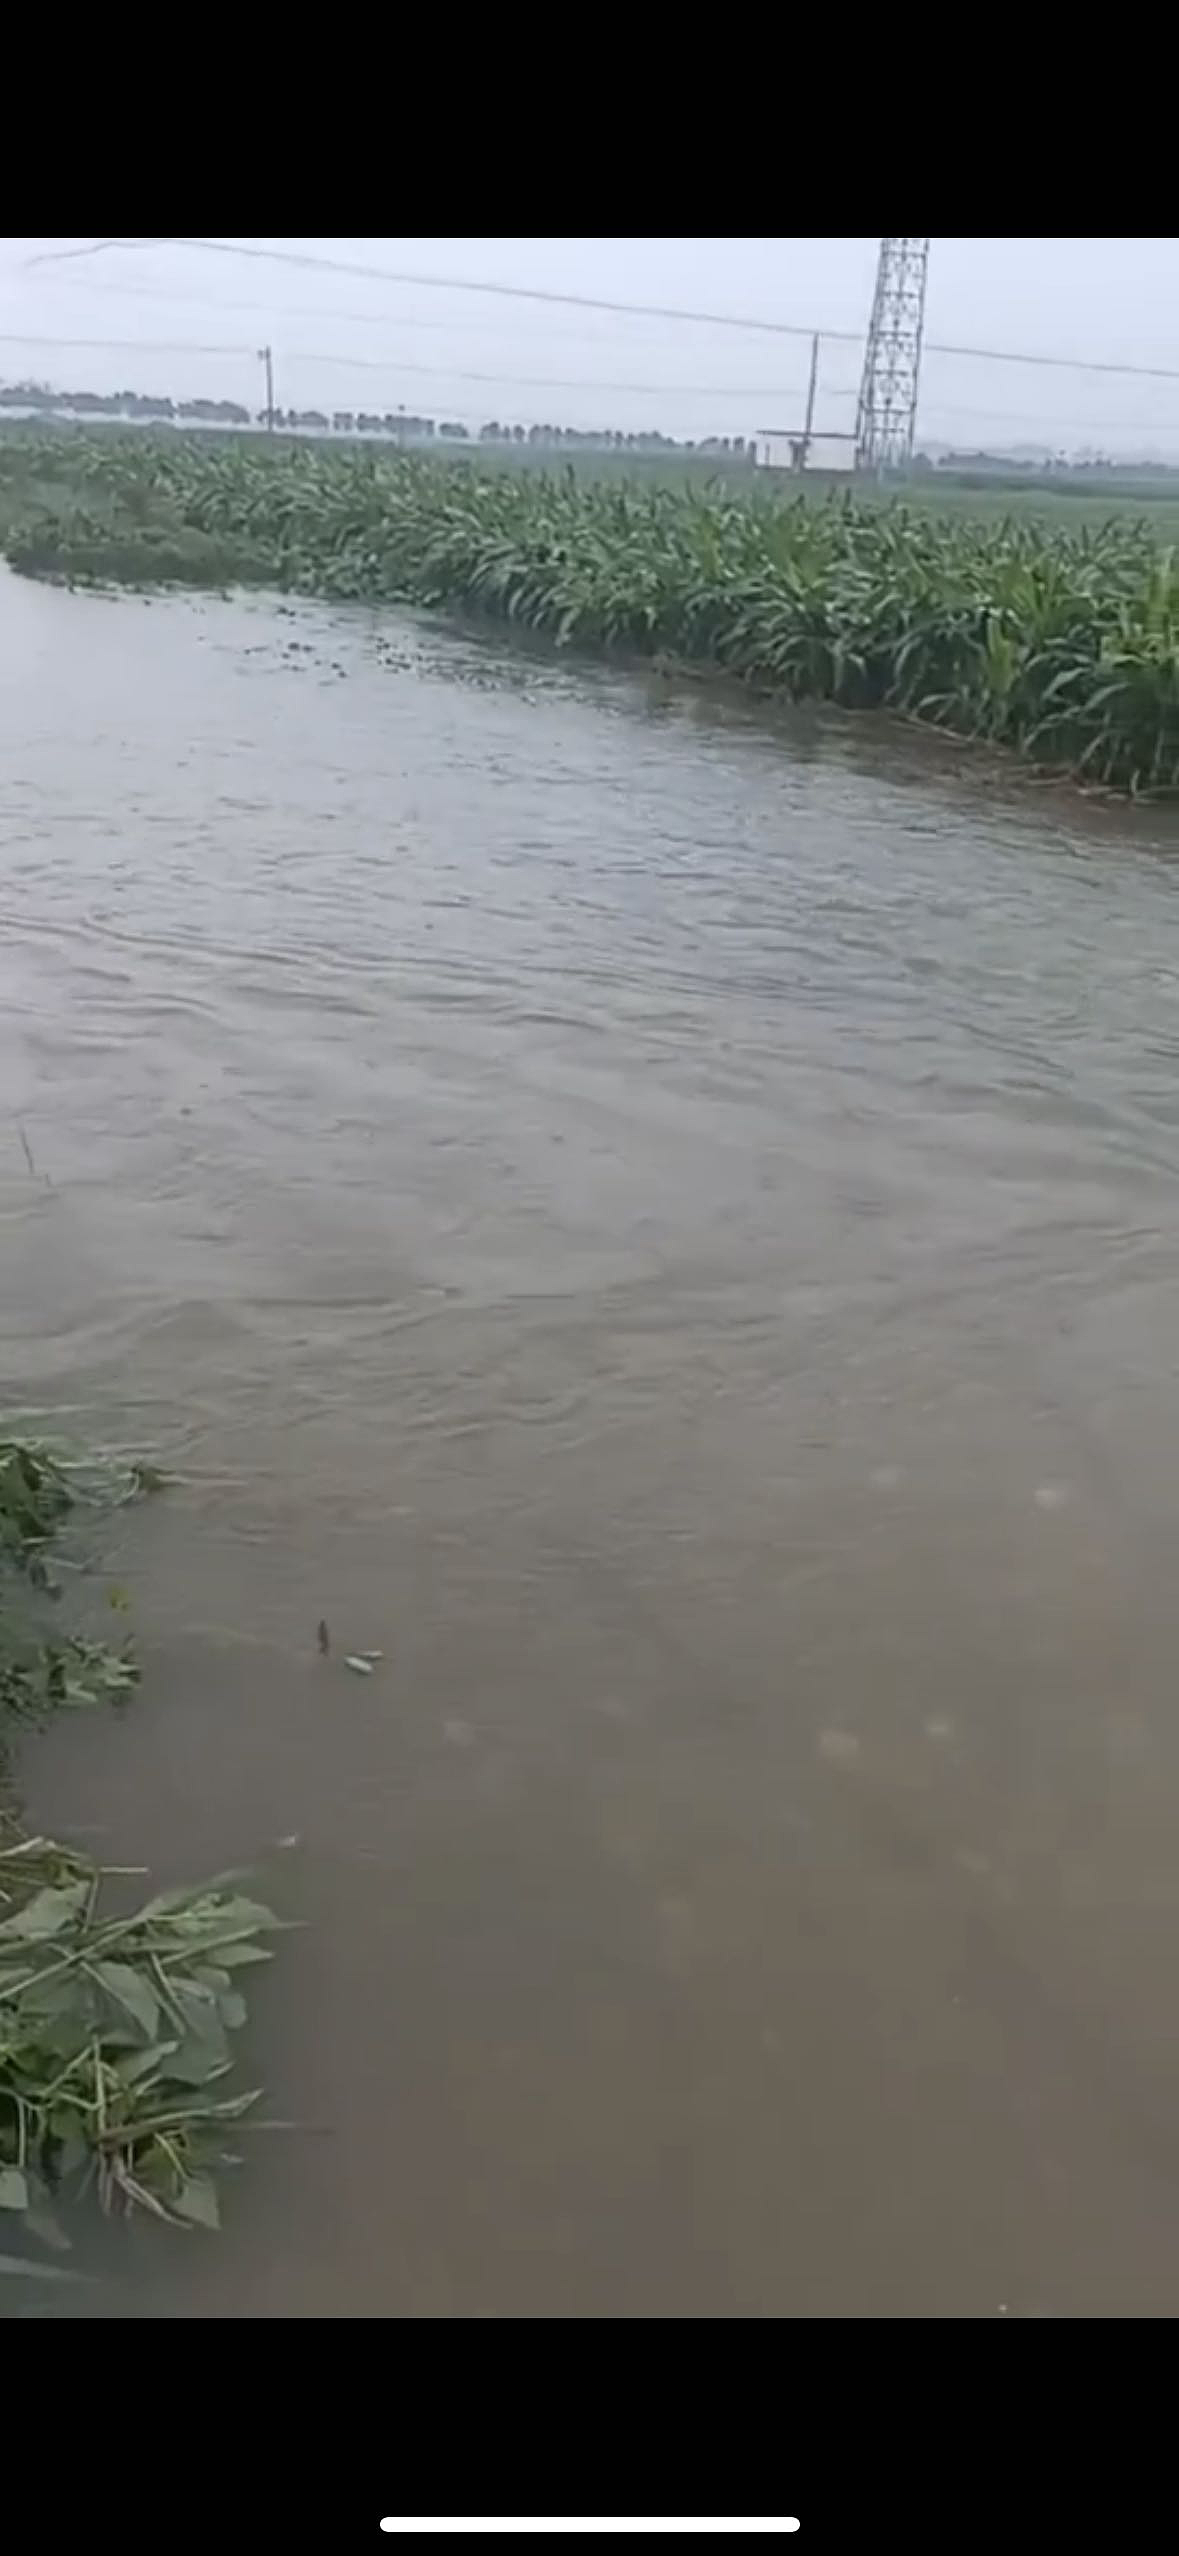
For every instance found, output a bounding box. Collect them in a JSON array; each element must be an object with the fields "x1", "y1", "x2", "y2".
[{"x1": 754, "y1": 429, "x2": 857, "y2": 474}]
